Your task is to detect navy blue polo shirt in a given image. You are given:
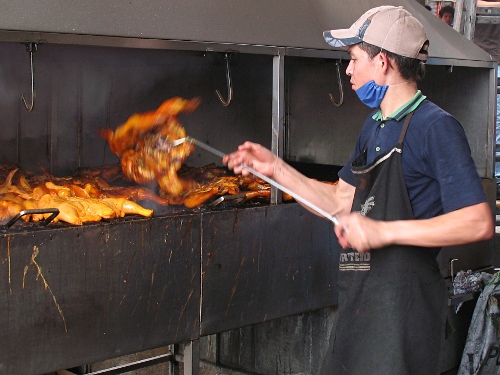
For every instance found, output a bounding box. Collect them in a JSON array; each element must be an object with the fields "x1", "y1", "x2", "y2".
[{"x1": 338, "y1": 91, "x2": 487, "y2": 219}]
